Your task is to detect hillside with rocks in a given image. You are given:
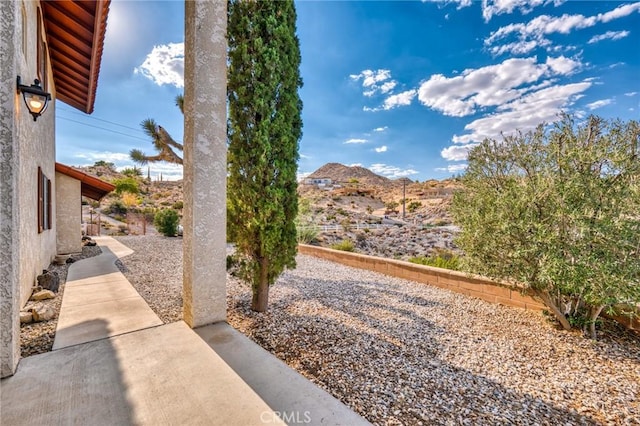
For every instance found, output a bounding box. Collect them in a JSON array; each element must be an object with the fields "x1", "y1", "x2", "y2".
[{"x1": 77, "y1": 162, "x2": 460, "y2": 259}]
